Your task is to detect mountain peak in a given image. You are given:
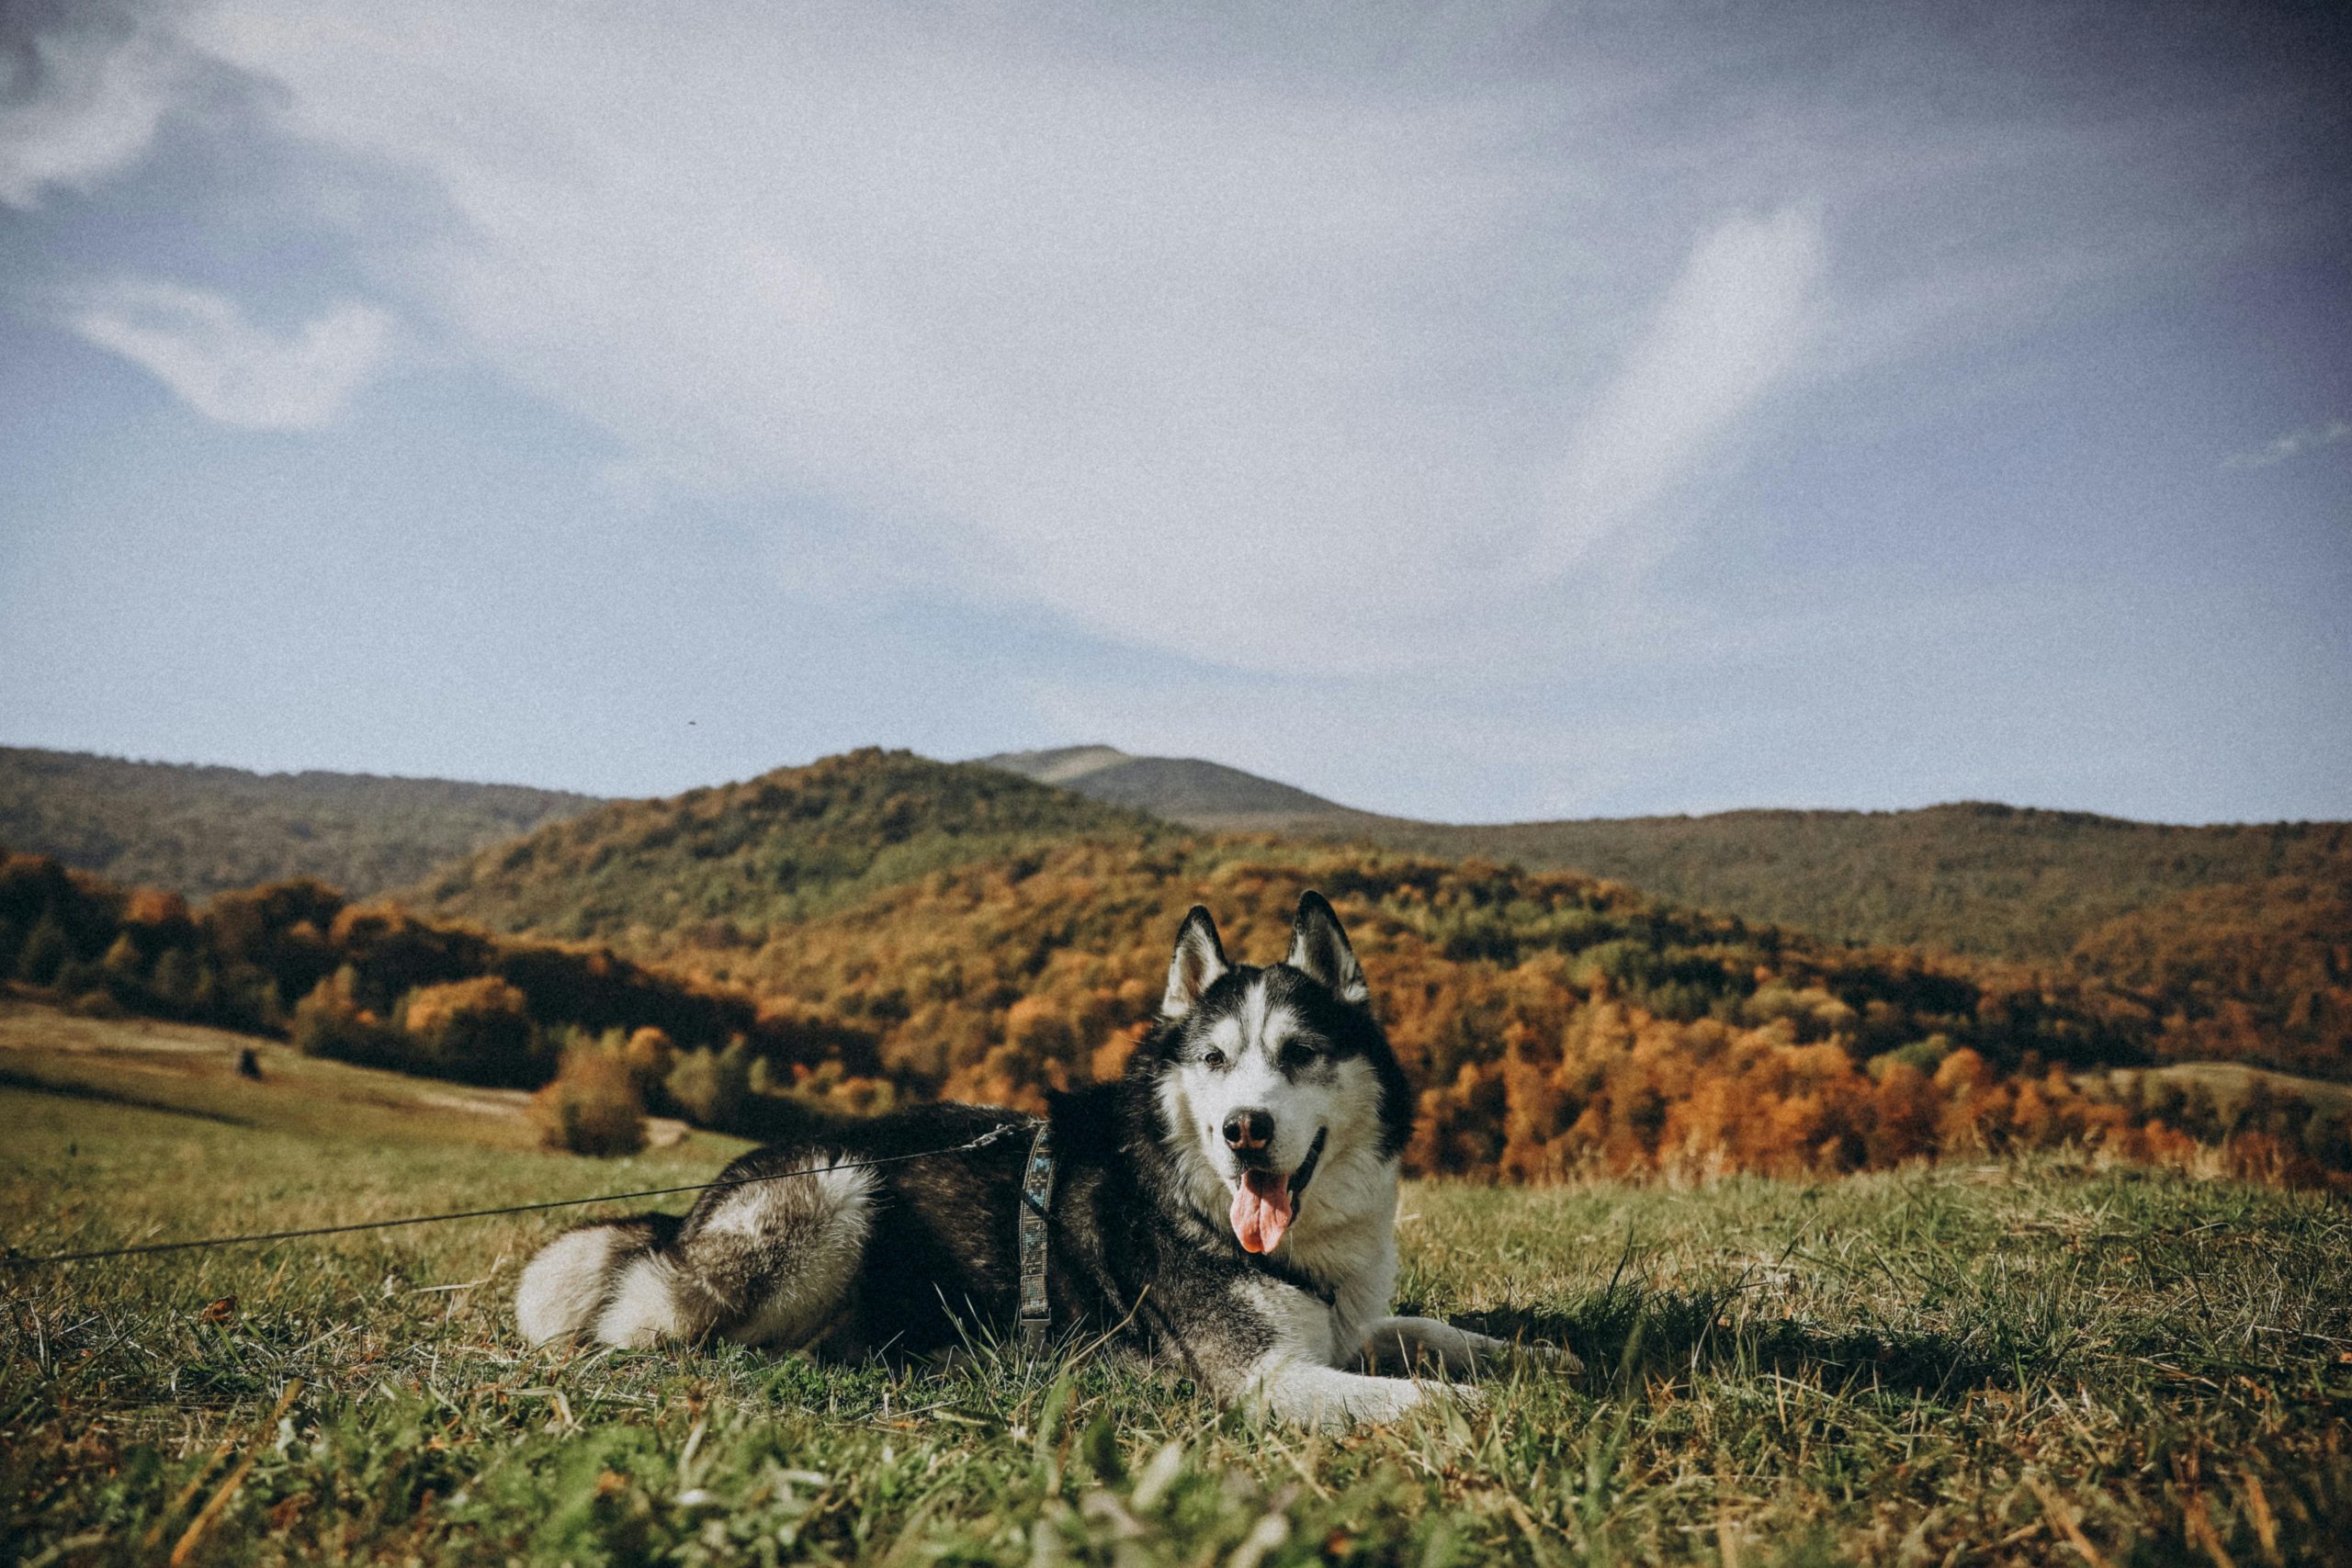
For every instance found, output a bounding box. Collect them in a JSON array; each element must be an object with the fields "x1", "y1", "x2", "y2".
[
  {"x1": 977, "y1": 745, "x2": 1135, "y2": 786},
  {"x1": 978, "y1": 747, "x2": 1368, "y2": 830}
]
